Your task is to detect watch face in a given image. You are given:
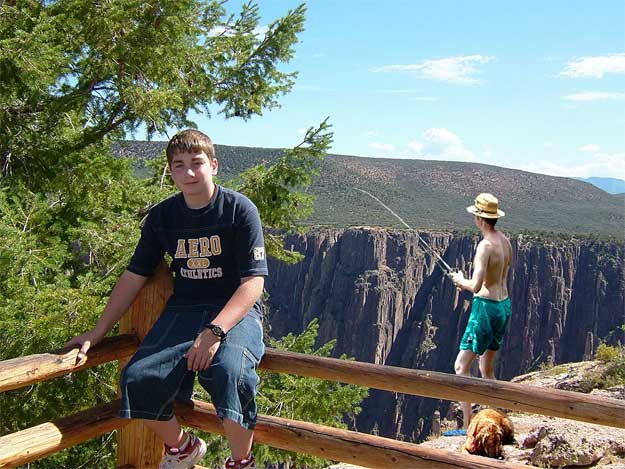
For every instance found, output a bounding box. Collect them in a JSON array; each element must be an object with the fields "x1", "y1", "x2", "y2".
[{"x1": 209, "y1": 324, "x2": 225, "y2": 339}]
